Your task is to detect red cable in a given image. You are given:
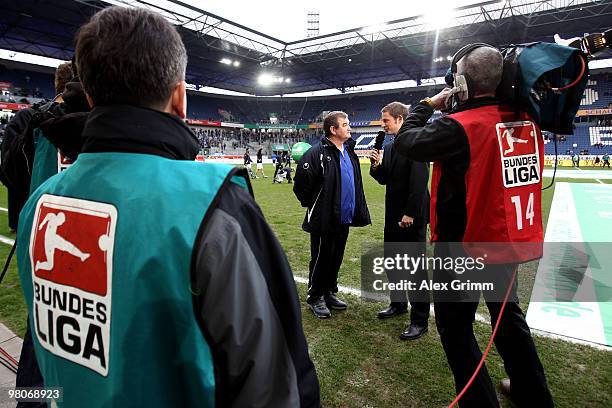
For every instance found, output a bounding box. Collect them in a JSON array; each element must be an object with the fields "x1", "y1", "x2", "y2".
[
  {"x1": 552, "y1": 54, "x2": 586, "y2": 92},
  {"x1": 448, "y1": 265, "x2": 518, "y2": 408},
  {"x1": 0, "y1": 343, "x2": 19, "y2": 367}
]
